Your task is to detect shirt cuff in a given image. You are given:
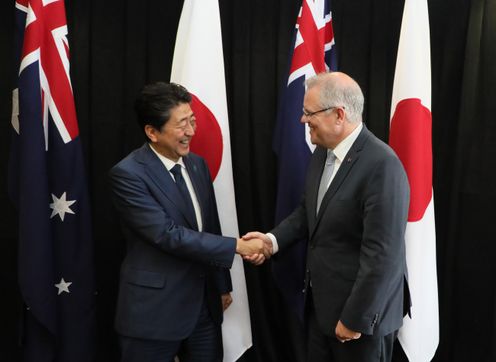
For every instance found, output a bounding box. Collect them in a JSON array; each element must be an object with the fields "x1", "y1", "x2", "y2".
[{"x1": 266, "y1": 233, "x2": 279, "y2": 254}]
